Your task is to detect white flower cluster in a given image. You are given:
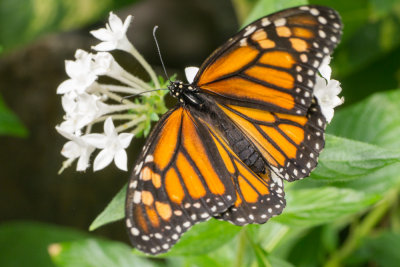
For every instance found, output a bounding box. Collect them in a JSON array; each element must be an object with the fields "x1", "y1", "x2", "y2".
[
  {"x1": 56, "y1": 12, "x2": 166, "y2": 173},
  {"x1": 314, "y1": 57, "x2": 344, "y2": 122}
]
